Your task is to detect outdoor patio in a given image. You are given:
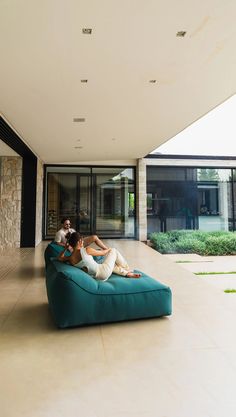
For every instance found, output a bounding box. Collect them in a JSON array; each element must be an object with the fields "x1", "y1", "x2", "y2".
[{"x1": 1, "y1": 240, "x2": 236, "y2": 417}]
